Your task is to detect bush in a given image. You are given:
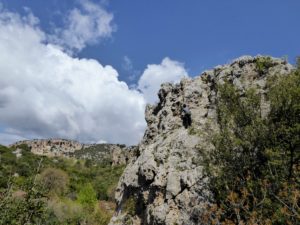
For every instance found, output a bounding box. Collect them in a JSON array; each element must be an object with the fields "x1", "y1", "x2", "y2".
[
  {"x1": 77, "y1": 183, "x2": 97, "y2": 207},
  {"x1": 255, "y1": 56, "x2": 273, "y2": 75},
  {"x1": 123, "y1": 196, "x2": 137, "y2": 216},
  {"x1": 0, "y1": 181, "x2": 49, "y2": 225},
  {"x1": 203, "y1": 65, "x2": 300, "y2": 224},
  {"x1": 0, "y1": 145, "x2": 125, "y2": 224},
  {"x1": 47, "y1": 198, "x2": 83, "y2": 224},
  {"x1": 39, "y1": 168, "x2": 69, "y2": 196}
]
